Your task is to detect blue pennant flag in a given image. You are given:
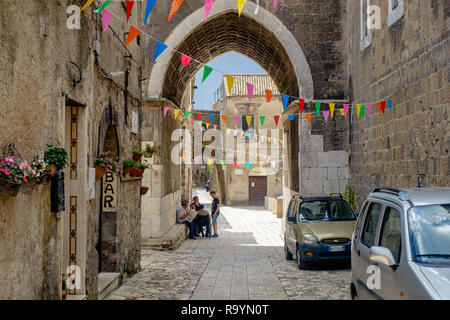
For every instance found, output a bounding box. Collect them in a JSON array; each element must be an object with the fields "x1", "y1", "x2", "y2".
[
  {"x1": 388, "y1": 99, "x2": 392, "y2": 111},
  {"x1": 153, "y1": 41, "x2": 168, "y2": 62},
  {"x1": 145, "y1": 0, "x2": 157, "y2": 25},
  {"x1": 288, "y1": 114, "x2": 295, "y2": 120},
  {"x1": 209, "y1": 114, "x2": 215, "y2": 122},
  {"x1": 282, "y1": 94, "x2": 290, "y2": 112},
  {"x1": 246, "y1": 161, "x2": 251, "y2": 169}
]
